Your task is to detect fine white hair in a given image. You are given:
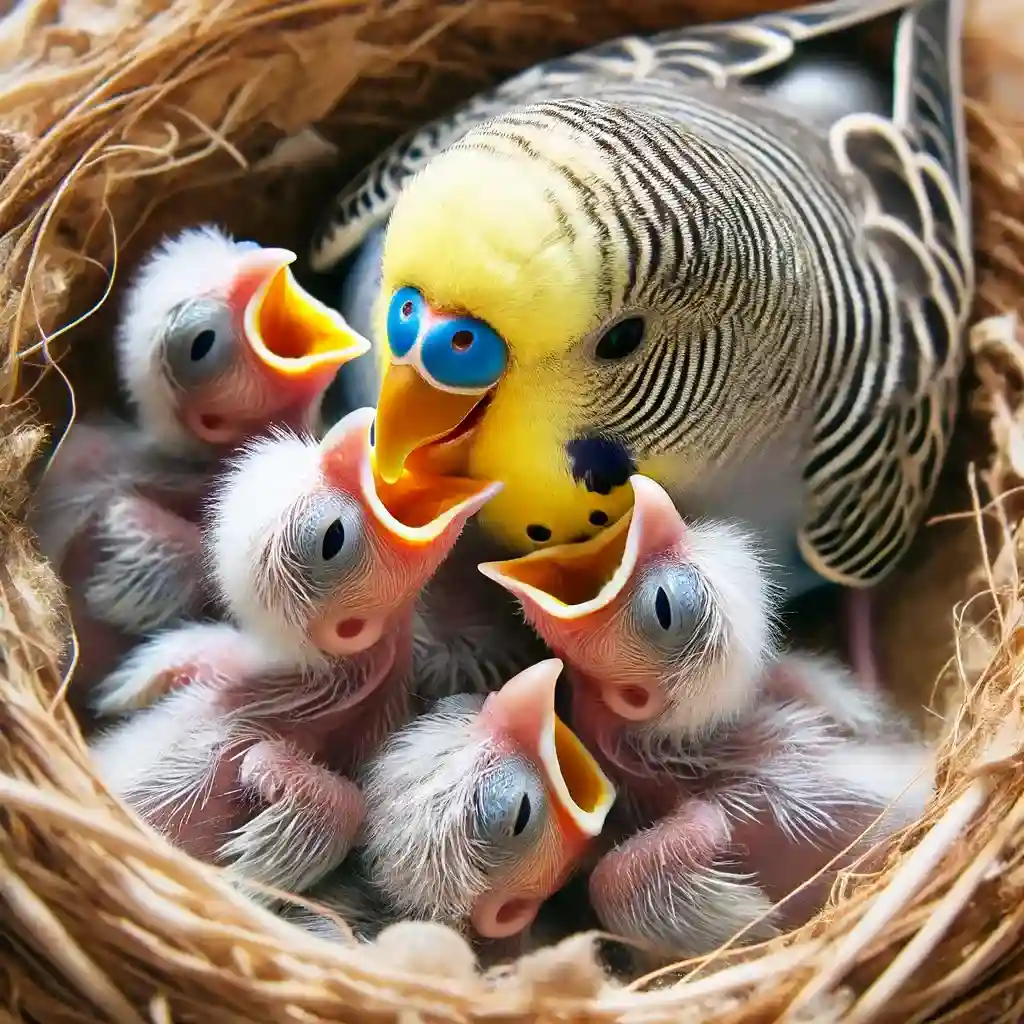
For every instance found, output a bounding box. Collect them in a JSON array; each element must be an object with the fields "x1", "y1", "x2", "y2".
[
  {"x1": 116, "y1": 224, "x2": 244, "y2": 454},
  {"x1": 660, "y1": 516, "x2": 782, "y2": 733},
  {"x1": 207, "y1": 428, "x2": 325, "y2": 655},
  {"x1": 360, "y1": 694, "x2": 502, "y2": 927}
]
